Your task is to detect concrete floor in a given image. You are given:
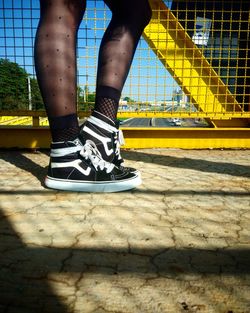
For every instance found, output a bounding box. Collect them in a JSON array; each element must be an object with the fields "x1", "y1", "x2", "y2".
[{"x1": 0, "y1": 148, "x2": 249, "y2": 313}]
